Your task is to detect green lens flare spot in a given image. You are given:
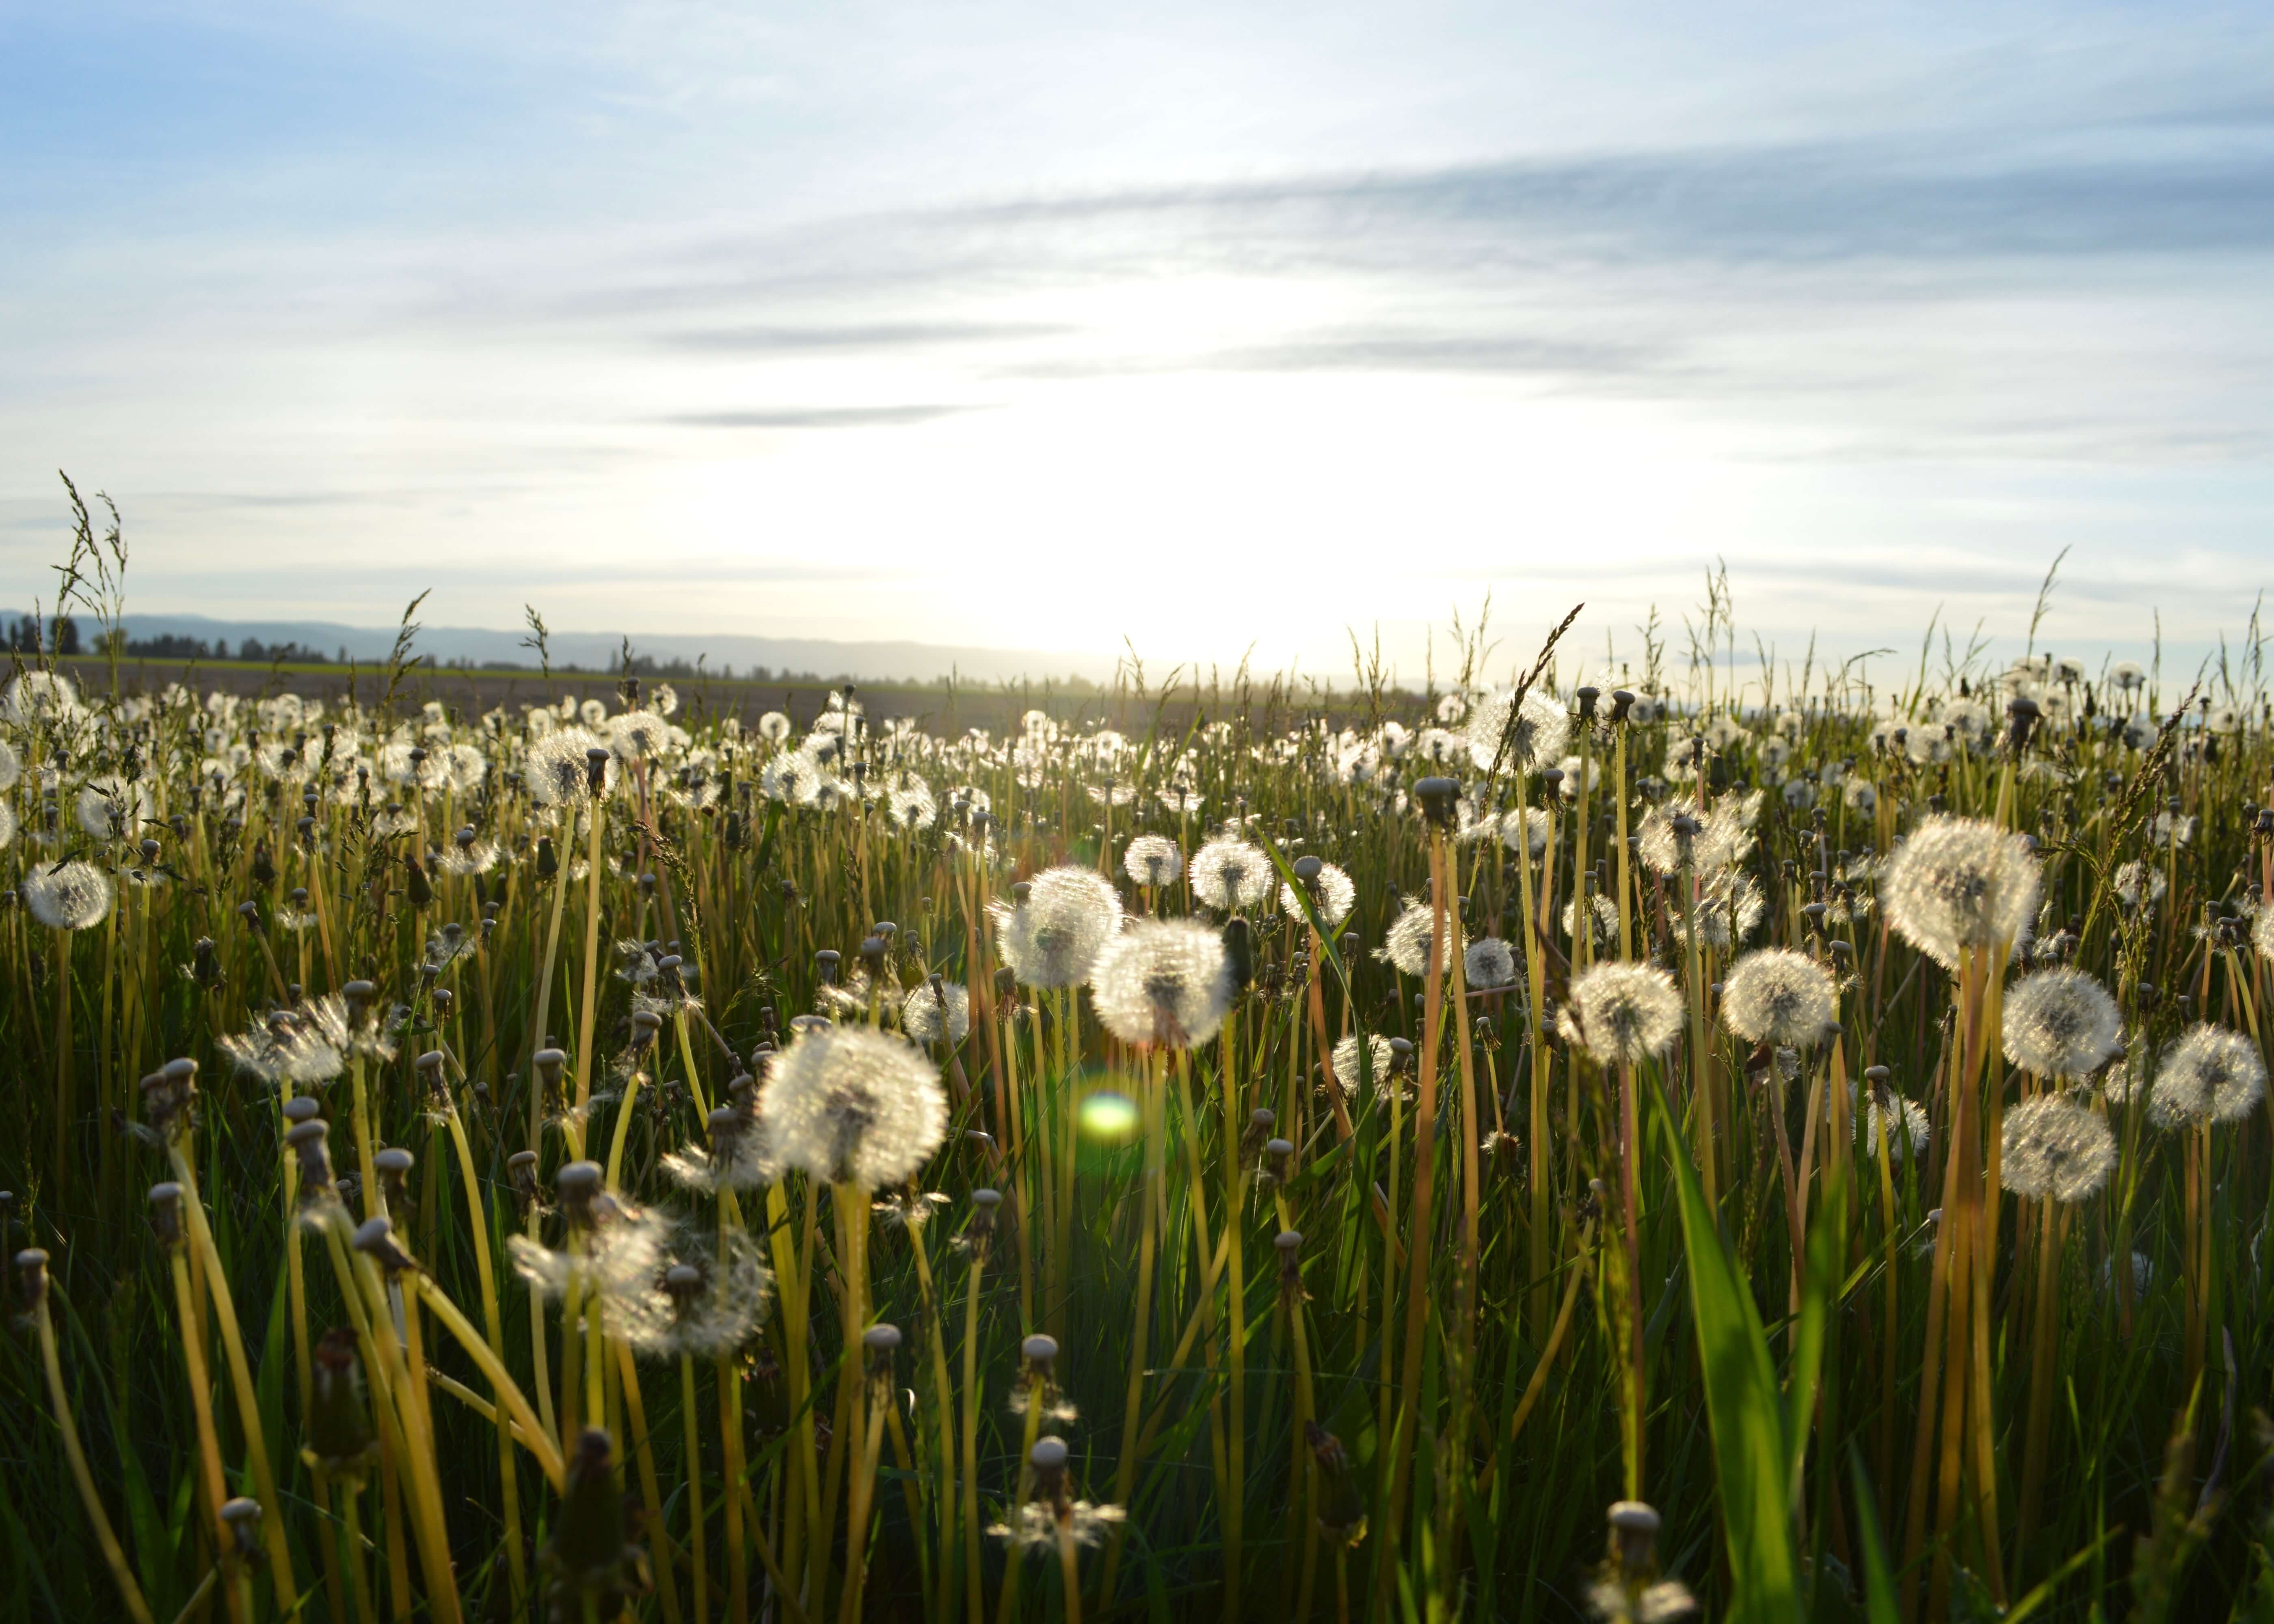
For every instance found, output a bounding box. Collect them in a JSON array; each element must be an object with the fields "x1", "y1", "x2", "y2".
[{"x1": 1078, "y1": 1091, "x2": 1138, "y2": 1140}]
